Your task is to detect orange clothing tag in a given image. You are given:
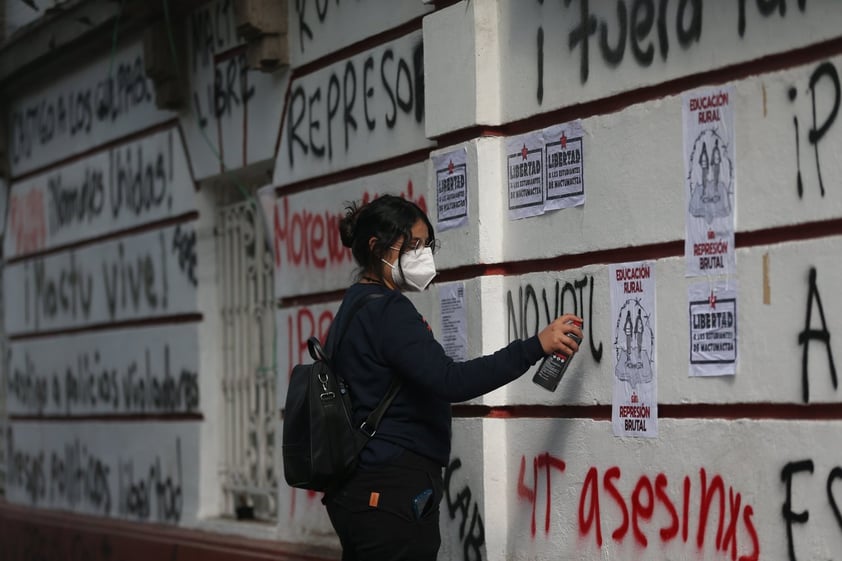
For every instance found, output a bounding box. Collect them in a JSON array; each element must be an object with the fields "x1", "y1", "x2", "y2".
[{"x1": 369, "y1": 492, "x2": 380, "y2": 508}]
